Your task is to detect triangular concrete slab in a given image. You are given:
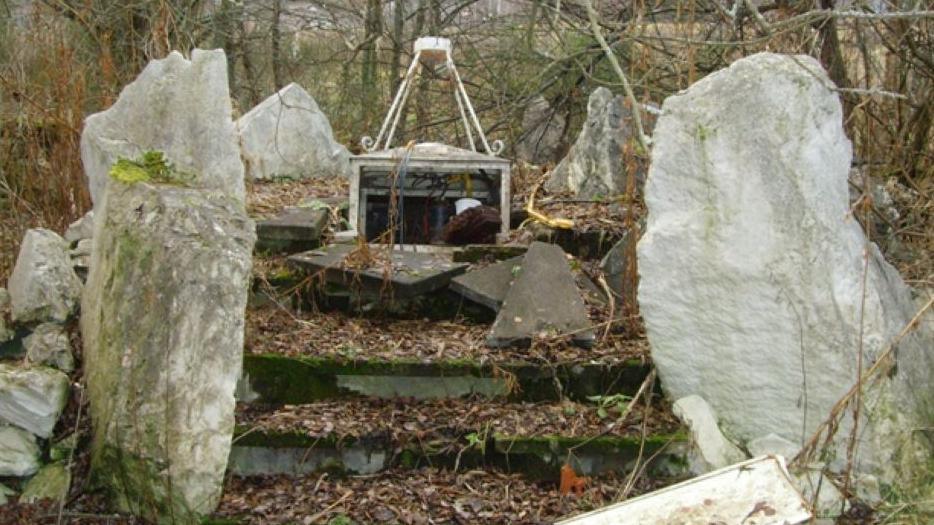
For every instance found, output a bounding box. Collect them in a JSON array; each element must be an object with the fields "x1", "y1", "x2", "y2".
[{"x1": 487, "y1": 242, "x2": 594, "y2": 348}]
